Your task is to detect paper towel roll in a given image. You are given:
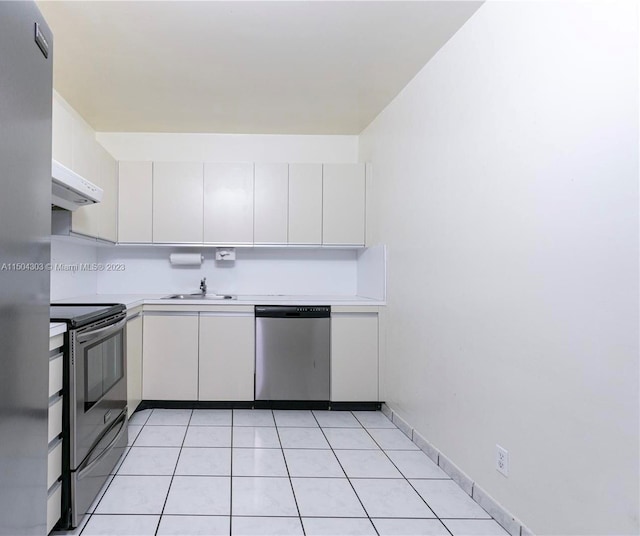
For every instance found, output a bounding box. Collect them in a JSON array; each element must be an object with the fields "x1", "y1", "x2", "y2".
[{"x1": 169, "y1": 253, "x2": 203, "y2": 266}]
